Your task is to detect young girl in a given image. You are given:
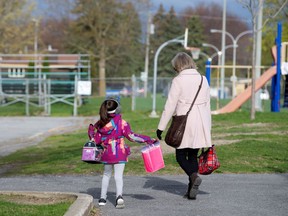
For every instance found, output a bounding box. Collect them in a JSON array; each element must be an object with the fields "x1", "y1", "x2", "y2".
[{"x1": 88, "y1": 98, "x2": 157, "y2": 209}]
